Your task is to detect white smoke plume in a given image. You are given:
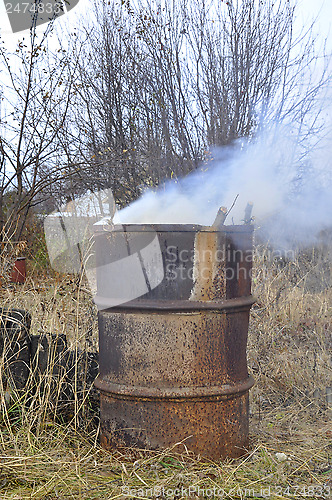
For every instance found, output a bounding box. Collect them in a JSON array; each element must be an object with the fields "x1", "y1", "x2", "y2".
[{"x1": 114, "y1": 122, "x2": 332, "y2": 248}]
